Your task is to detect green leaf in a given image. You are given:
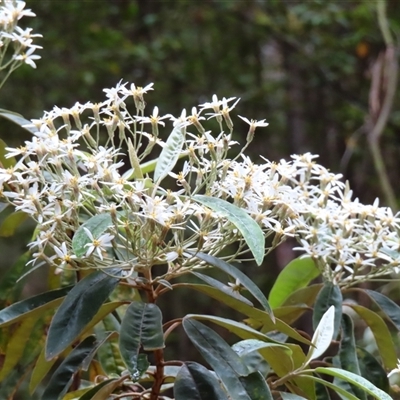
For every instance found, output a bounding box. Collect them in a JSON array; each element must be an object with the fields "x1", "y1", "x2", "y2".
[
  {"x1": 356, "y1": 347, "x2": 390, "y2": 393},
  {"x1": 348, "y1": 304, "x2": 397, "y2": 370},
  {"x1": 299, "y1": 374, "x2": 359, "y2": 400},
  {"x1": 42, "y1": 336, "x2": 96, "y2": 400},
  {"x1": 186, "y1": 314, "x2": 290, "y2": 347},
  {"x1": 0, "y1": 315, "x2": 37, "y2": 380},
  {"x1": 174, "y1": 362, "x2": 229, "y2": 400},
  {"x1": 0, "y1": 138, "x2": 16, "y2": 168},
  {"x1": 304, "y1": 305, "x2": 335, "y2": 366},
  {"x1": 183, "y1": 318, "x2": 253, "y2": 399},
  {"x1": 313, "y1": 282, "x2": 342, "y2": 339},
  {"x1": 72, "y1": 213, "x2": 112, "y2": 257},
  {"x1": 280, "y1": 394, "x2": 307, "y2": 400},
  {"x1": 193, "y1": 196, "x2": 265, "y2": 266},
  {"x1": 273, "y1": 305, "x2": 309, "y2": 325},
  {"x1": 77, "y1": 378, "x2": 120, "y2": 400},
  {"x1": 46, "y1": 270, "x2": 120, "y2": 359},
  {"x1": 314, "y1": 367, "x2": 393, "y2": 400},
  {"x1": 180, "y1": 284, "x2": 309, "y2": 345},
  {"x1": 269, "y1": 257, "x2": 320, "y2": 308},
  {"x1": 119, "y1": 301, "x2": 164, "y2": 380},
  {"x1": 282, "y1": 284, "x2": 323, "y2": 307},
  {"x1": 364, "y1": 289, "x2": 400, "y2": 330},
  {"x1": 0, "y1": 108, "x2": 37, "y2": 134},
  {"x1": 190, "y1": 252, "x2": 272, "y2": 318},
  {"x1": 192, "y1": 271, "x2": 254, "y2": 306},
  {"x1": 0, "y1": 251, "x2": 32, "y2": 304},
  {"x1": 0, "y1": 286, "x2": 72, "y2": 327},
  {"x1": 335, "y1": 313, "x2": 366, "y2": 400},
  {"x1": 0, "y1": 210, "x2": 29, "y2": 237},
  {"x1": 239, "y1": 371, "x2": 273, "y2": 400},
  {"x1": 154, "y1": 124, "x2": 185, "y2": 182}
]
